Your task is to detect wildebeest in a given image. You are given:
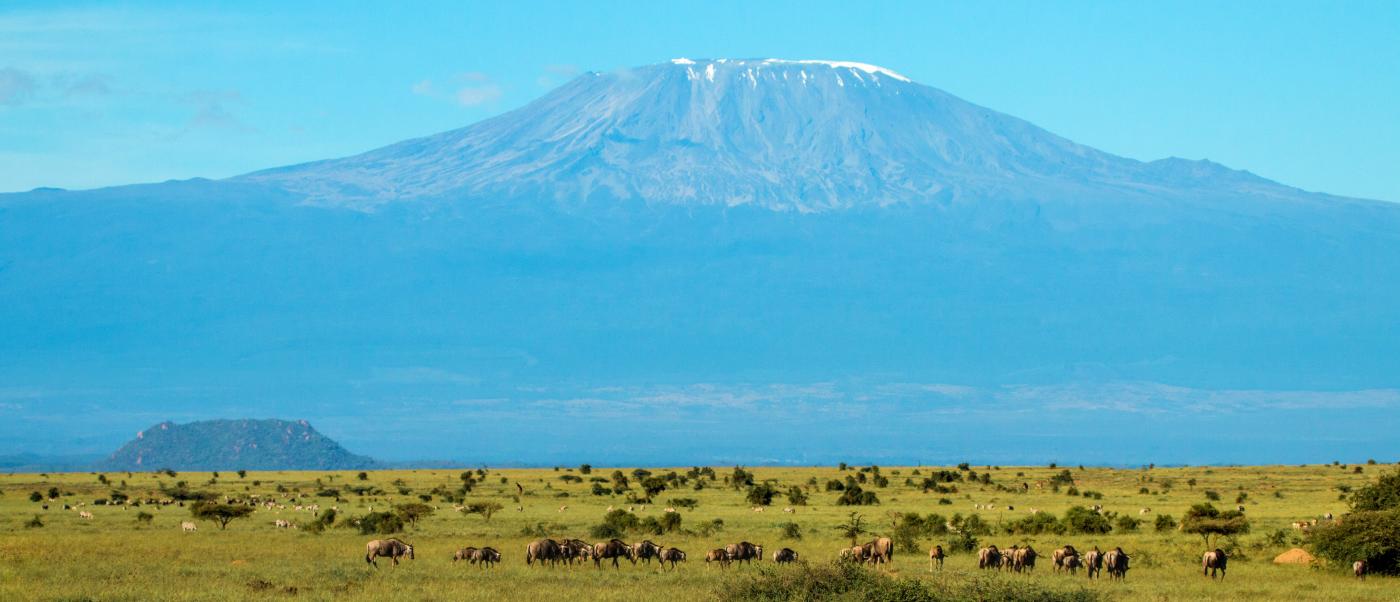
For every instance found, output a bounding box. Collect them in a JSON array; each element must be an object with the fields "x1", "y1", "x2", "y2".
[
  {"x1": 1354, "y1": 559, "x2": 1367, "y2": 579},
  {"x1": 705, "y1": 548, "x2": 731, "y2": 568},
  {"x1": 1001, "y1": 545, "x2": 1018, "y2": 570},
  {"x1": 868, "y1": 537, "x2": 894, "y2": 565},
  {"x1": 365, "y1": 538, "x2": 414, "y2": 567},
  {"x1": 476, "y1": 547, "x2": 501, "y2": 568},
  {"x1": 631, "y1": 540, "x2": 664, "y2": 565},
  {"x1": 773, "y1": 547, "x2": 799, "y2": 563},
  {"x1": 526, "y1": 538, "x2": 561, "y2": 567},
  {"x1": 592, "y1": 539, "x2": 632, "y2": 569},
  {"x1": 978, "y1": 545, "x2": 1001, "y2": 570},
  {"x1": 659, "y1": 547, "x2": 686, "y2": 570},
  {"x1": 559, "y1": 539, "x2": 592, "y2": 565},
  {"x1": 1202, "y1": 548, "x2": 1228, "y2": 580},
  {"x1": 453, "y1": 547, "x2": 478, "y2": 563},
  {"x1": 1053, "y1": 545, "x2": 1080, "y2": 574},
  {"x1": 1104, "y1": 547, "x2": 1129, "y2": 580},
  {"x1": 725, "y1": 541, "x2": 763, "y2": 565},
  {"x1": 929, "y1": 545, "x2": 945, "y2": 570},
  {"x1": 181, "y1": 521, "x2": 197, "y2": 533},
  {"x1": 1084, "y1": 546, "x2": 1103, "y2": 579},
  {"x1": 1014, "y1": 545, "x2": 1037, "y2": 573},
  {"x1": 841, "y1": 545, "x2": 869, "y2": 563}
]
